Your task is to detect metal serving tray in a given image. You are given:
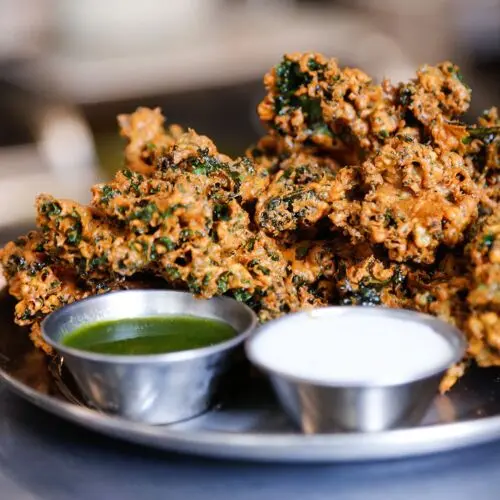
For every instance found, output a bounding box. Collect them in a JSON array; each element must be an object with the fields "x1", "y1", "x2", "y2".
[{"x1": 2, "y1": 289, "x2": 500, "y2": 463}]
